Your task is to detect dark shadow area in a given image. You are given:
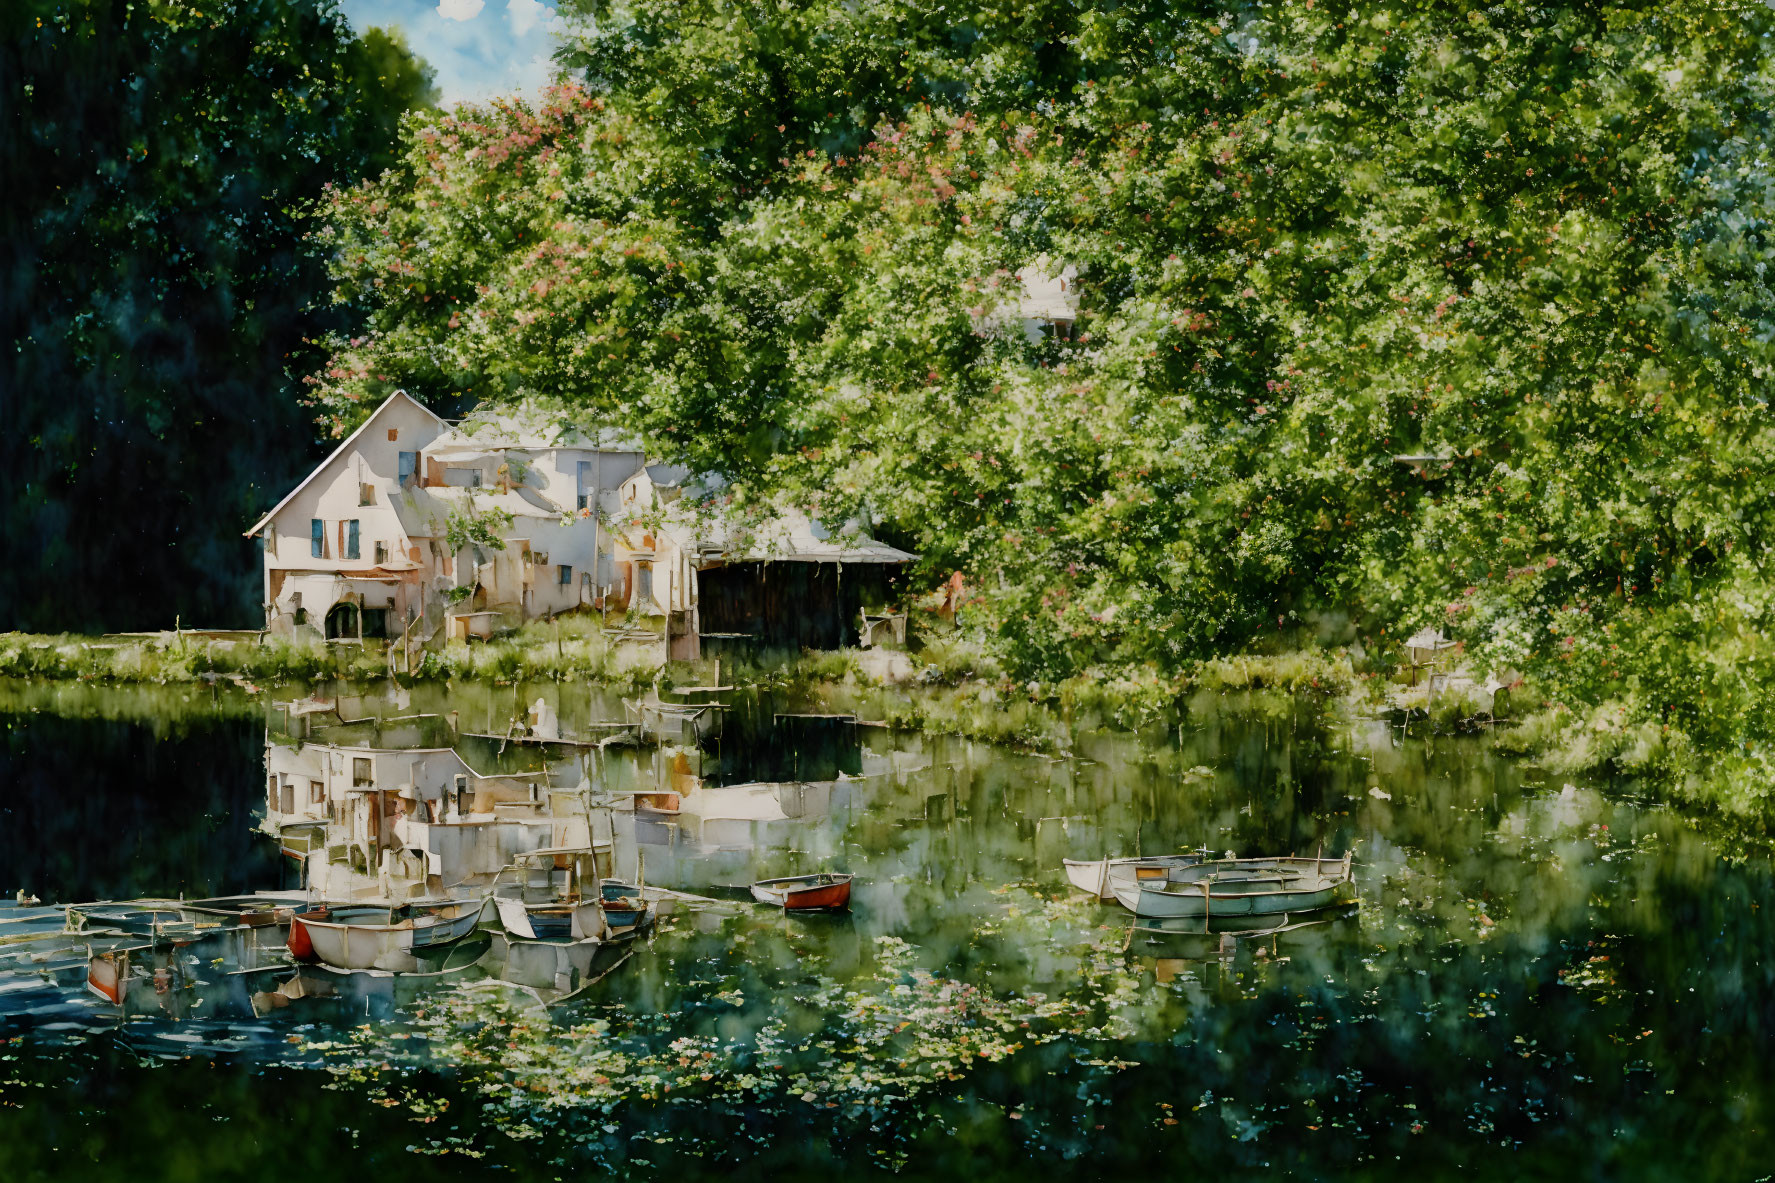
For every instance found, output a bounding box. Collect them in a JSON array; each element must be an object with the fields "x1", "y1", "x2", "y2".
[
  {"x1": 698, "y1": 562, "x2": 907, "y2": 650},
  {"x1": 0, "y1": 710, "x2": 280, "y2": 901}
]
